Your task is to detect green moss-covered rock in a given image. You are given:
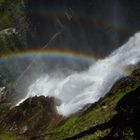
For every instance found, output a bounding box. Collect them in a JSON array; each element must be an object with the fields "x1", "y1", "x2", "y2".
[
  {"x1": 0, "y1": 0, "x2": 28, "y2": 43},
  {"x1": 0, "y1": 0, "x2": 29, "y2": 86},
  {"x1": 0, "y1": 0, "x2": 28, "y2": 54}
]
